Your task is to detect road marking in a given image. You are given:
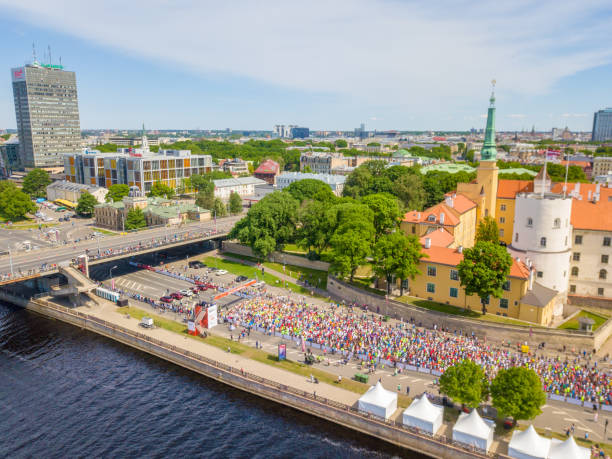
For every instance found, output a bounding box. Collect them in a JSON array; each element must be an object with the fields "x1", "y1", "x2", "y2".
[
  {"x1": 553, "y1": 410, "x2": 567, "y2": 415},
  {"x1": 400, "y1": 376, "x2": 411, "y2": 380},
  {"x1": 564, "y1": 417, "x2": 580, "y2": 422},
  {"x1": 411, "y1": 378, "x2": 422, "y2": 383}
]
